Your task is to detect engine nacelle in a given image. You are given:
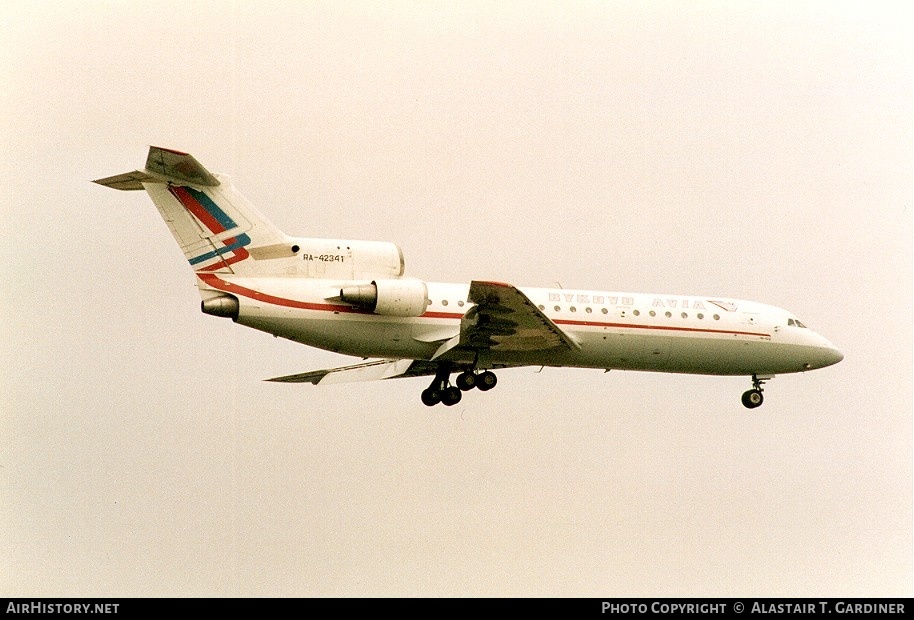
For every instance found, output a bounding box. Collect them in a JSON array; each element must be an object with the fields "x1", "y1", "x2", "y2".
[
  {"x1": 339, "y1": 279, "x2": 429, "y2": 317},
  {"x1": 201, "y1": 294, "x2": 239, "y2": 320}
]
